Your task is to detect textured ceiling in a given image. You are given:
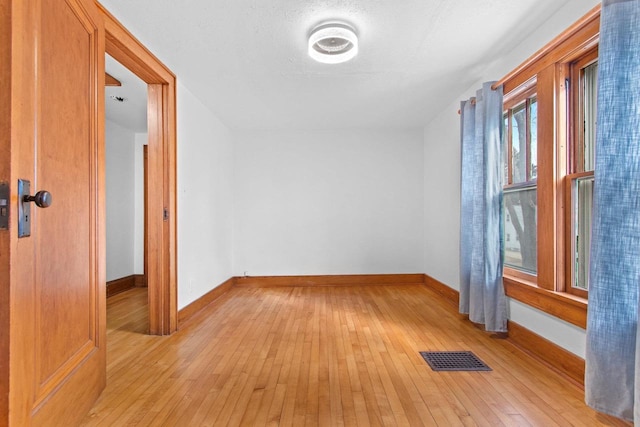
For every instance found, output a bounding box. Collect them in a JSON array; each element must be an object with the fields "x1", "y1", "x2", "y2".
[{"x1": 100, "y1": 0, "x2": 572, "y2": 131}]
